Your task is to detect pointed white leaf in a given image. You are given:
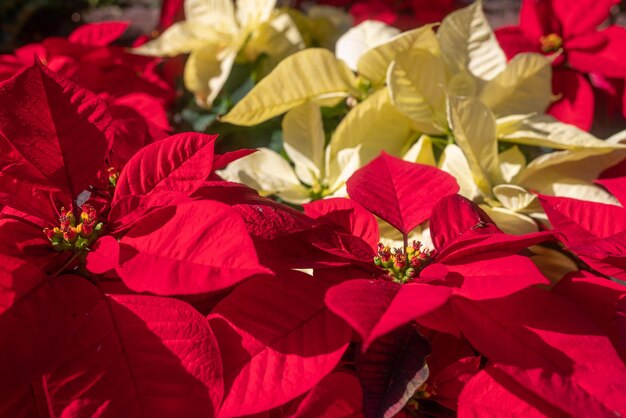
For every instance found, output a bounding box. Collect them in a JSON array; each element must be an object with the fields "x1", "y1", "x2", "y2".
[
  {"x1": 282, "y1": 102, "x2": 326, "y2": 186},
  {"x1": 437, "y1": 0, "x2": 506, "y2": 81},
  {"x1": 387, "y1": 49, "x2": 447, "y2": 134},
  {"x1": 357, "y1": 24, "x2": 439, "y2": 86},
  {"x1": 480, "y1": 53, "x2": 552, "y2": 116}
]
